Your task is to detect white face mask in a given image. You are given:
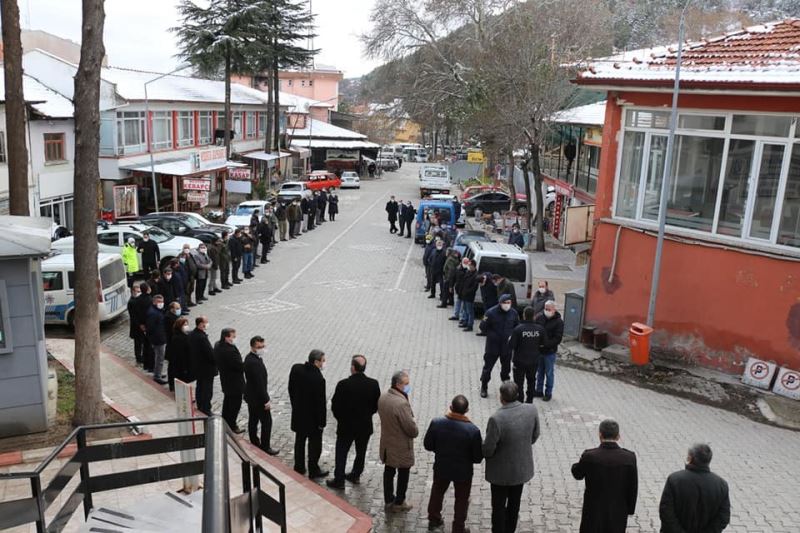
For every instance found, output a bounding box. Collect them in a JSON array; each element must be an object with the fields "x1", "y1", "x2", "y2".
[
  {"x1": 538, "y1": 287, "x2": 547, "y2": 294},
  {"x1": 501, "y1": 303, "x2": 512, "y2": 311},
  {"x1": 156, "y1": 302, "x2": 164, "y2": 310},
  {"x1": 544, "y1": 310, "x2": 555, "y2": 318},
  {"x1": 228, "y1": 337, "x2": 236, "y2": 345},
  {"x1": 255, "y1": 348, "x2": 265, "y2": 357},
  {"x1": 182, "y1": 325, "x2": 191, "y2": 334}
]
